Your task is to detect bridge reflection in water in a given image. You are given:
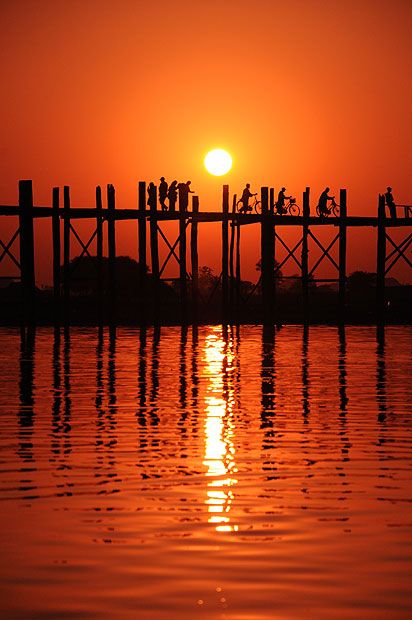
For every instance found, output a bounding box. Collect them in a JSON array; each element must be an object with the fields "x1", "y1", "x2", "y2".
[{"x1": 1, "y1": 325, "x2": 411, "y2": 620}]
